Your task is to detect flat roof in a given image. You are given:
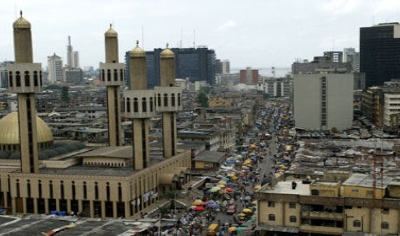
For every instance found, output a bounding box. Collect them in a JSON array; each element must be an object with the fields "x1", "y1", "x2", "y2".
[
  {"x1": 342, "y1": 173, "x2": 393, "y2": 189},
  {"x1": 259, "y1": 180, "x2": 310, "y2": 196},
  {"x1": 0, "y1": 216, "x2": 142, "y2": 236},
  {"x1": 39, "y1": 149, "x2": 176, "y2": 177}
]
